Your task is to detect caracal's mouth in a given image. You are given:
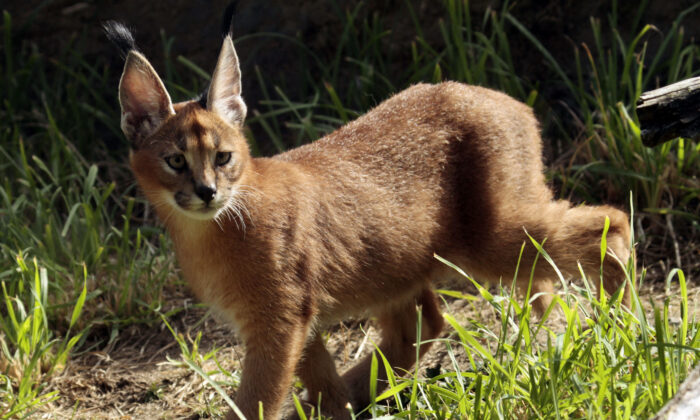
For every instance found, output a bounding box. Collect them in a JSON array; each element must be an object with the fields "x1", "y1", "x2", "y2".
[
  {"x1": 162, "y1": 190, "x2": 252, "y2": 229},
  {"x1": 163, "y1": 192, "x2": 223, "y2": 221}
]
